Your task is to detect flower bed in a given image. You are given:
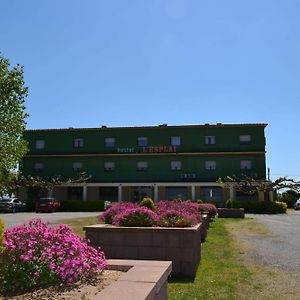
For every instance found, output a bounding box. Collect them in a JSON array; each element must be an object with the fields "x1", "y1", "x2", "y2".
[
  {"x1": 99, "y1": 200, "x2": 202, "y2": 228},
  {"x1": 86, "y1": 200, "x2": 205, "y2": 277},
  {"x1": 0, "y1": 219, "x2": 107, "y2": 296}
]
